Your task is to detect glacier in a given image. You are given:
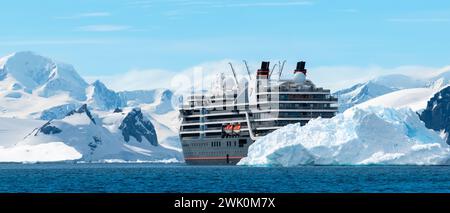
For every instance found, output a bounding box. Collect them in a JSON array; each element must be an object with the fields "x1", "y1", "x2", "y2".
[
  {"x1": 238, "y1": 106, "x2": 450, "y2": 167},
  {"x1": 0, "y1": 142, "x2": 82, "y2": 163}
]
